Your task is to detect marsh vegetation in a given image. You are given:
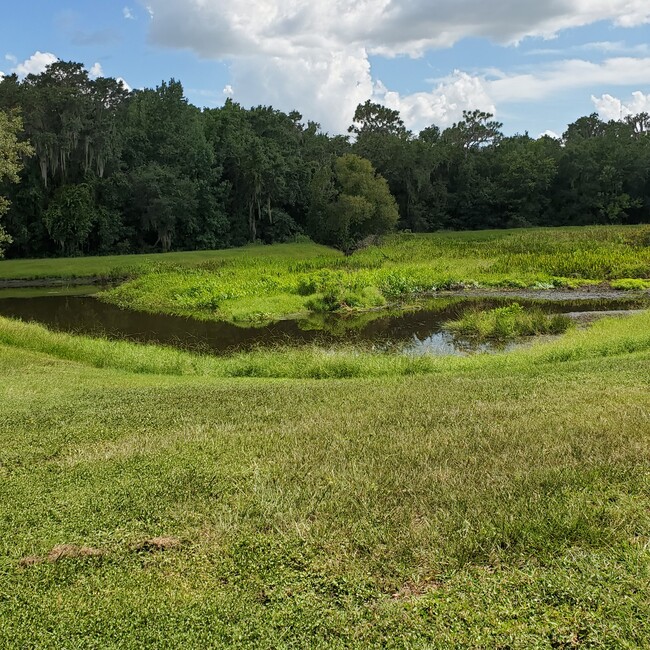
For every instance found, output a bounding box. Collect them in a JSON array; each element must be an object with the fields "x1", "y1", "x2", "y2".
[{"x1": 85, "y1": 225, "x2": 650, "y2": 325}]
